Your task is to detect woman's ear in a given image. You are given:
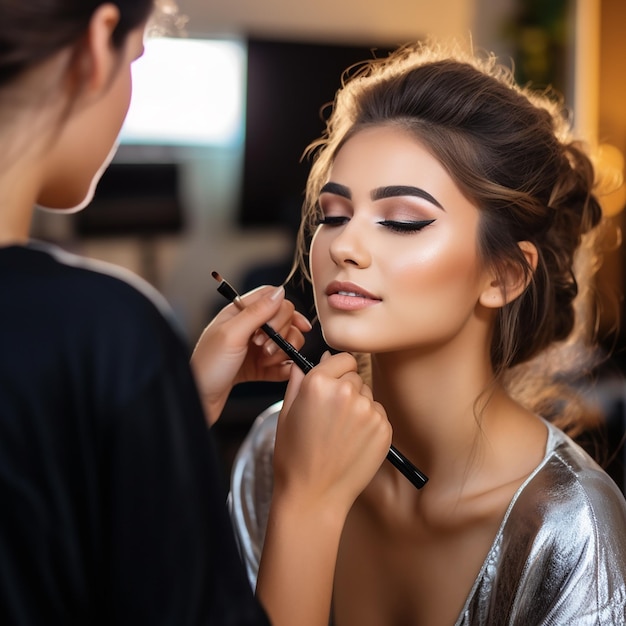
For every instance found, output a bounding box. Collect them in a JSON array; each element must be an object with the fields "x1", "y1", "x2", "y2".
[
  {"x1": 69, "y1": 3, "x2": 121, "y2": 96},
  {"x1": 479, "y1": 241, "x2": 538, "y2": 309}
]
